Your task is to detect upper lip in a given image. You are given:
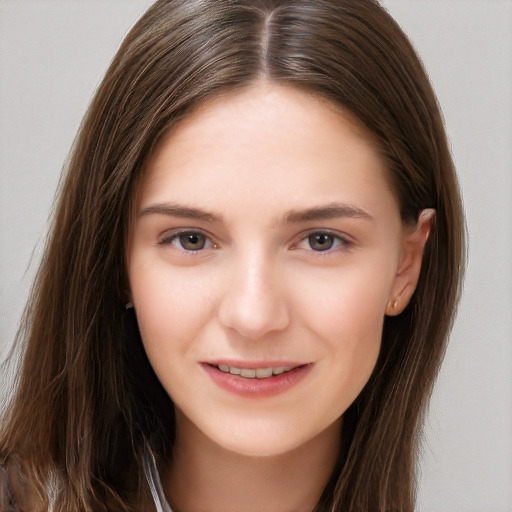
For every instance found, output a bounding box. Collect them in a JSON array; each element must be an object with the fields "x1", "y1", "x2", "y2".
[{"x1": 204, "y1": 360, "x2": 309, "y2": 369}]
